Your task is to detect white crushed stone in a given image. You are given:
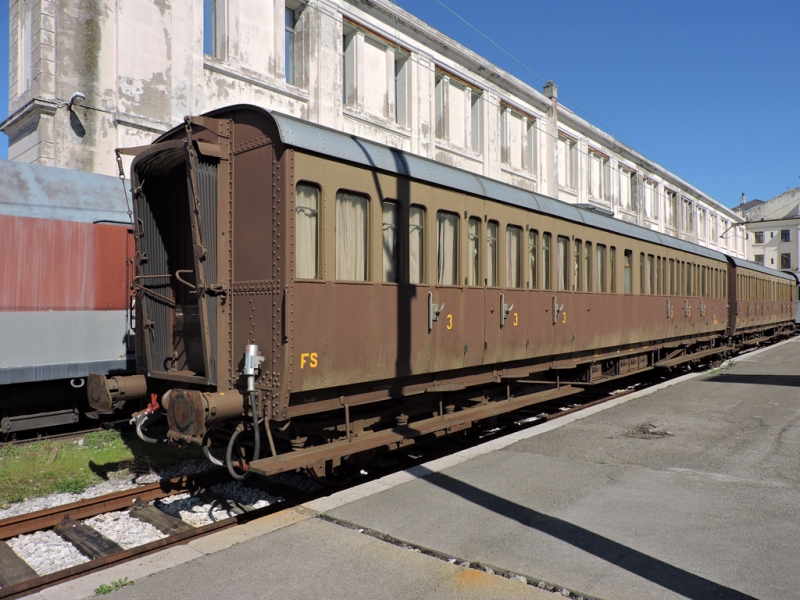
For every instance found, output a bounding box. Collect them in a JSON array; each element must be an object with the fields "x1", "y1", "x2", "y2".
[
  {"x1": 6, "y1": 530, "x2": 89, "y2": 575},
  {"x1": 155, "y1": 481, "x2": 282, "y2": 527},
  {"x1": 83, "y1": 510, "x2": 167, "y2": 550},
  {"x1": 0, "y1": 459, "x2": 215, "y2": 520}
]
